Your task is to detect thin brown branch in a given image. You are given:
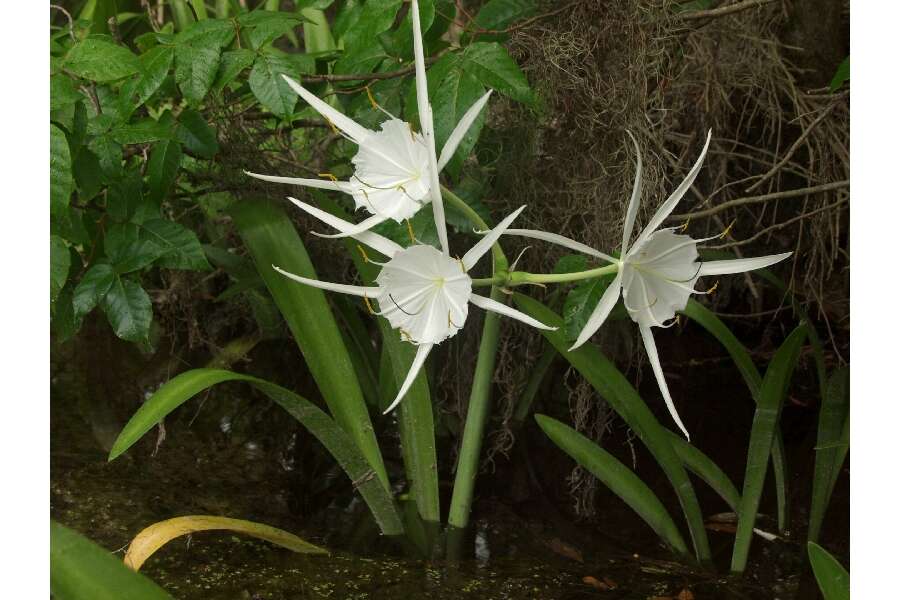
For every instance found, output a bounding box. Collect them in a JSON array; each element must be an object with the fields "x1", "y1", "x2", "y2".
[
  {"x1": 680, "y1": 0, "x2": 775, "y2": 21},
  {"x1": 300, "y1": 56, "x2": 440, "y2": 83},
  {"x1": 672, "y1": 180, "x2": 849, "y2": 220},
  {"x1": 708, "y1": 197, "x2": 848, "y2": 249},
  {"x1": 745, "y1": 102, "x2": 838, "y2": 193},
  {"x1": 50, "y1": 4, "x2": 76, "y2": 41}
]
